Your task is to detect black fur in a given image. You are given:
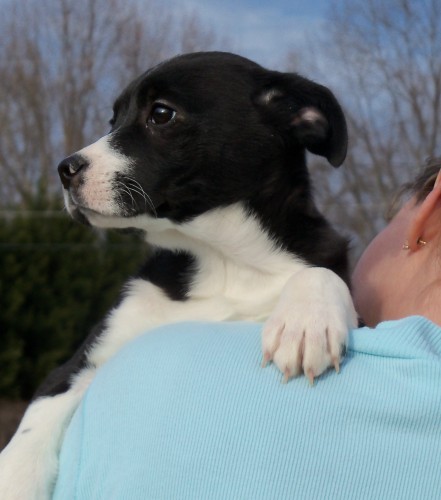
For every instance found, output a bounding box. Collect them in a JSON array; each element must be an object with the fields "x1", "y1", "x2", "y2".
[
  {"x1": 138, "y1": 249, "x2": 197, "y2": 301},
  {"x1": 33, "y1": 321, "x2": 105, "y2": 399},
  {"x1": 111, "y1": 57, "x2": 343, "y2": 219}
]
